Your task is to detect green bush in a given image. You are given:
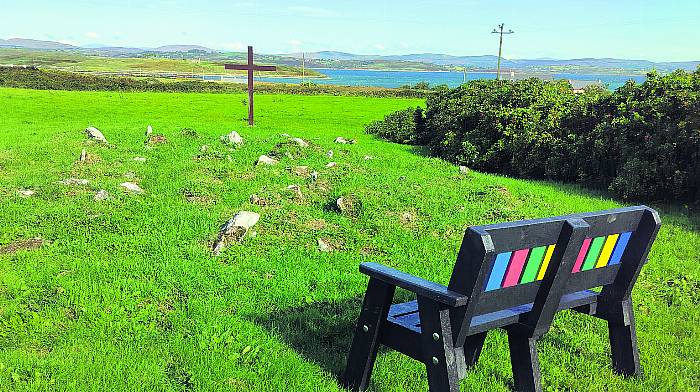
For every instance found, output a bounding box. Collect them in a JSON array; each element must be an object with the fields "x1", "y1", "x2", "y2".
[{"x1": 367, "y1": 70, "x2": 700, "y2": 204}]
